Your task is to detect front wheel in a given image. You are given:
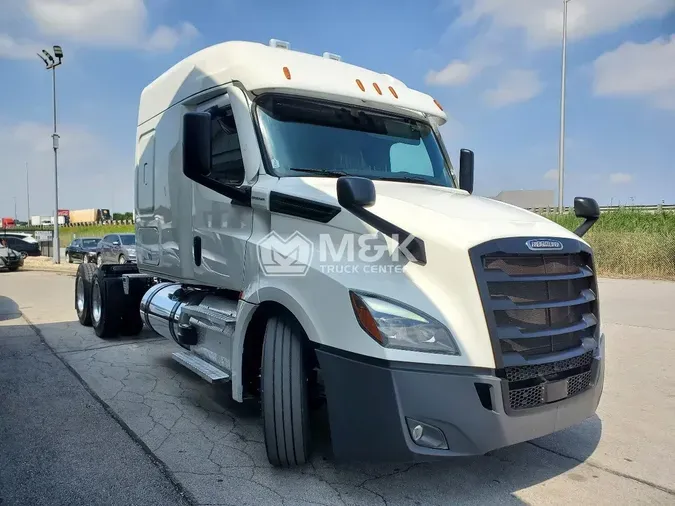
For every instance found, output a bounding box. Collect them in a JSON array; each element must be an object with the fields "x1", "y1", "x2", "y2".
[{"x1": 261, "y1": 314, "x2": 311, "y2": 467}]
